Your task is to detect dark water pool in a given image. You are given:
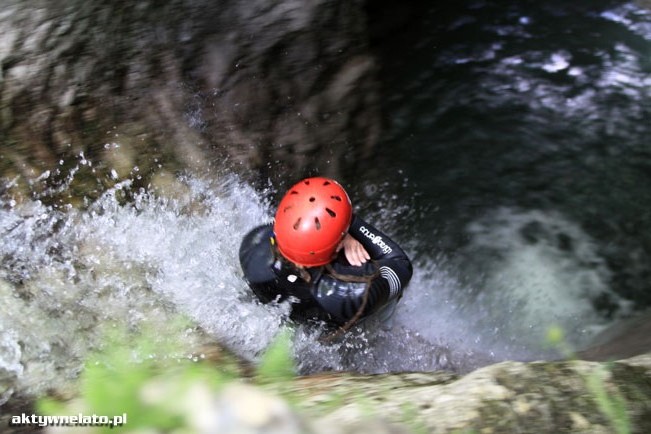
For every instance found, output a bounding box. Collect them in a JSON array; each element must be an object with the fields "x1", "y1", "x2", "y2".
[{"x1": 359, "y1": 0, "x2": 651, "y2": 311}]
